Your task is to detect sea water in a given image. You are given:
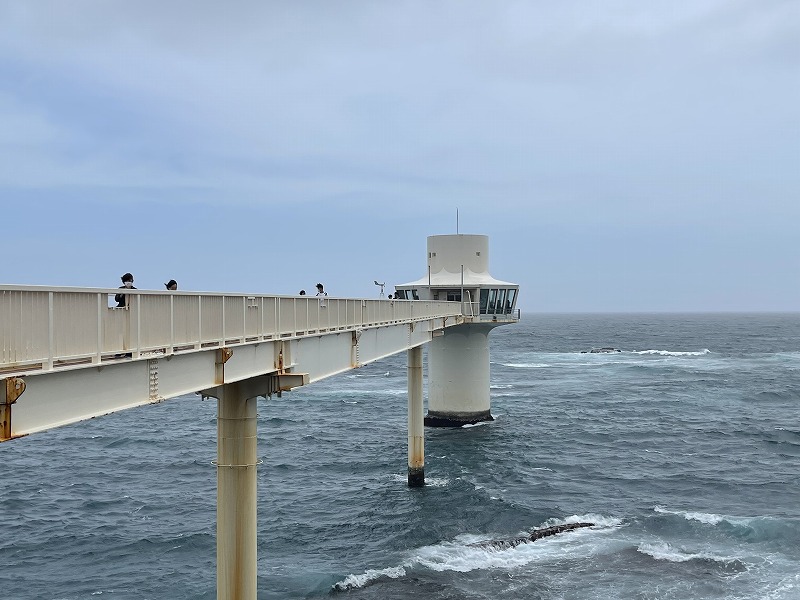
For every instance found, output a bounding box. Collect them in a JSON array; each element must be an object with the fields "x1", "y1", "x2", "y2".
[{"x1": 1, "y1": 313, "x2": 799, "y2": 599}]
